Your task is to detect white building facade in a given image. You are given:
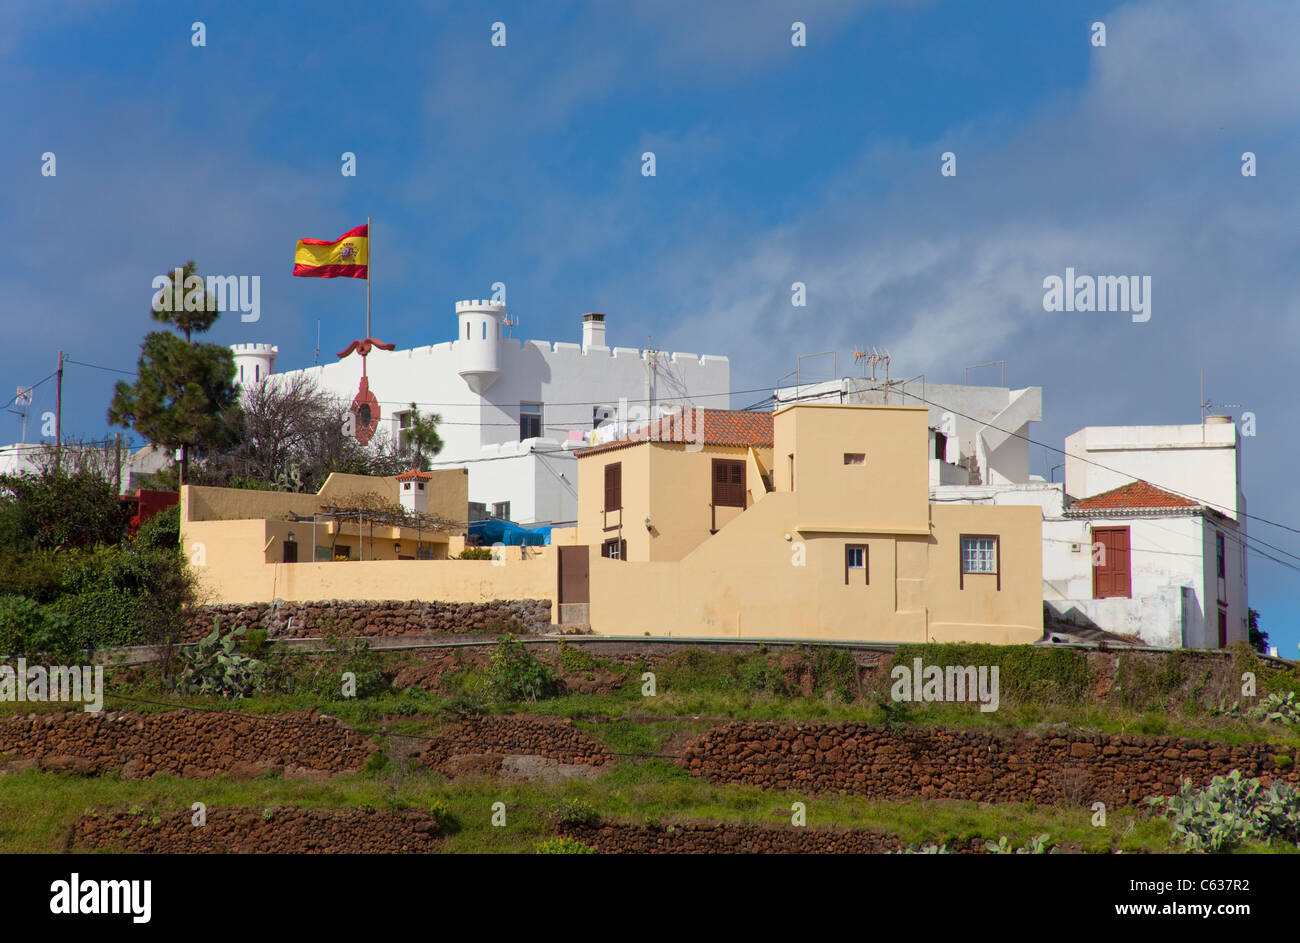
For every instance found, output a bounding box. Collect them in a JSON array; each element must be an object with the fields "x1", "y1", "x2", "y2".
[{"x1": 242, "y1": 301, "x2": 730, "y2": 526}]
